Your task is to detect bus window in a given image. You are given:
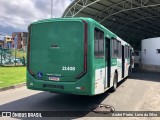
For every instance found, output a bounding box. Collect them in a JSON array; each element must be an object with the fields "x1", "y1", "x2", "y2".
[
  {"x1": 124, "y1": 46, "x2": 127, "y2": 58},
  {"x1": 94, "y1": 30, "x2": 99, "y2": 56},
  {"x1": 94, "y1": 28, "x2": 104, "y2": 58},
  {"x1": 111, "y1": 39, "x2": 118, "y2": 58},
  {"x1": 125, "y1": 46, "x2": 130, "y2": 59},
  {"x1": 125, "y1": 46, "x2": 128, "y2": 58},
  {"x1": 118, "y1": 41, "x2": 121, "y2": 58},
  {"x1": 134, "y1": 52, "x2": 140, "y2": 56}
]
